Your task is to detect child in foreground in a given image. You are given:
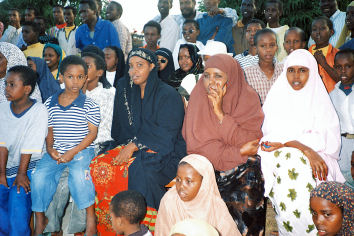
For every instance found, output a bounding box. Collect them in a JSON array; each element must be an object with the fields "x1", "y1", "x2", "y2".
[
  {"x1": 31, "y1": 55, "x2": 100, "y2": 236},
  {"x1": 110, "y1": 190, "x2": 152, "y2": 236},
  {"x1": 0, "y1": 65, "x2": 48, "y2": 235}
]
